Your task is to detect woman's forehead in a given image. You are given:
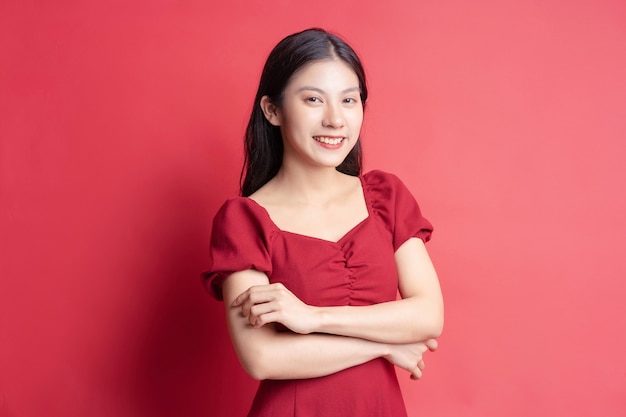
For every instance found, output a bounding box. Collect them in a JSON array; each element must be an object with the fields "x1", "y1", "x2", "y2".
[{"x1": 286, "y1": 59, "x2": 359, "y2": 91}]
